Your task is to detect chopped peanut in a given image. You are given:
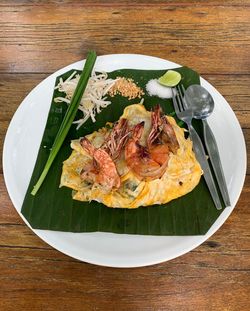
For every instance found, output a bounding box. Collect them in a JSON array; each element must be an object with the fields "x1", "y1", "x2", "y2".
[{"x1": 108, "y1": 77, "x2": 144, "y2": 100}]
